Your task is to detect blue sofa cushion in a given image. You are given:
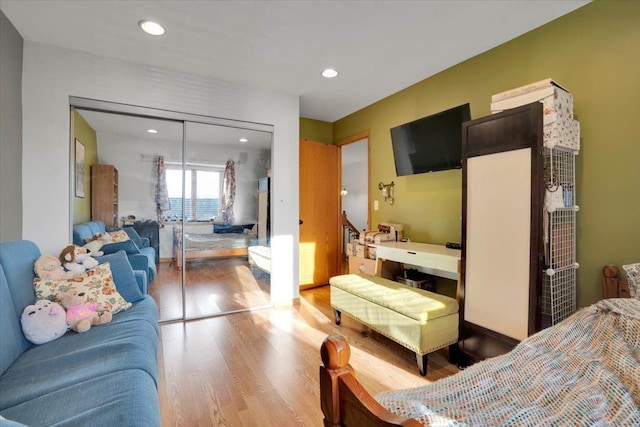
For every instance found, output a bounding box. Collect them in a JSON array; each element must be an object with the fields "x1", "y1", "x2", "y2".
[
  {"x1": 94, "y1": 251, "x2": 144, "y2": 303},
  {"x1": 101, "y1": 239, "x2": 141, "y2": 256},
  {"x1": 123, "y1": 227, "x2": 144, "y2": 248},
  {"x1": 0, "y1": 266, "x2": 30, "y2": 376},
  {"x1": 0, "y1": 298, "x2": 158, "y2": 411},
  {"x1": 0, "y1": 370, "x2": 160, "y2": 427}
]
